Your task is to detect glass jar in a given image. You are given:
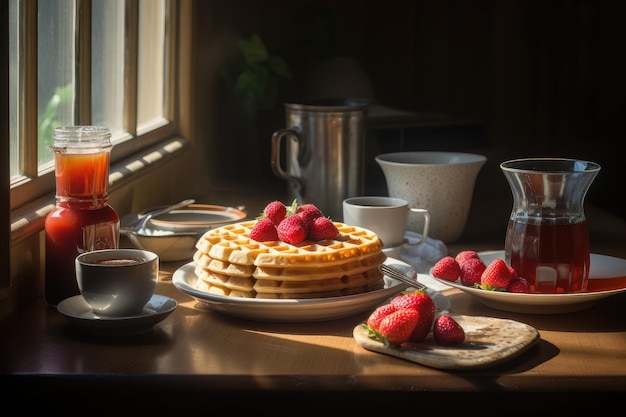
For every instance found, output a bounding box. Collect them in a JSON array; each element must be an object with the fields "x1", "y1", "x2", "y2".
[{"x1": 44, "y1": 126, "x2": 120, "y2": 306}]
